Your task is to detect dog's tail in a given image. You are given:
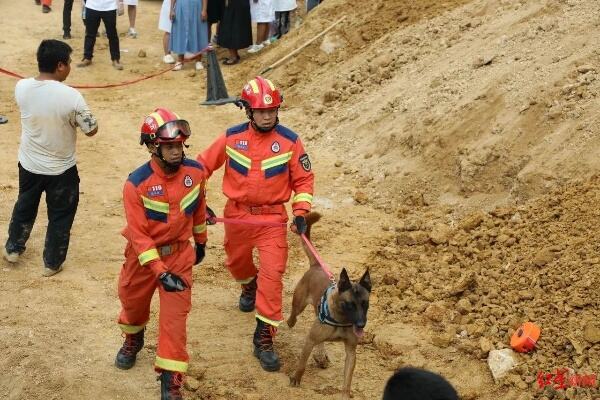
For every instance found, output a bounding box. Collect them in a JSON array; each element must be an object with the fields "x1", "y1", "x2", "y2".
[{"x1": 301, "y1": 212, "x2": 322, "y2": 267}]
